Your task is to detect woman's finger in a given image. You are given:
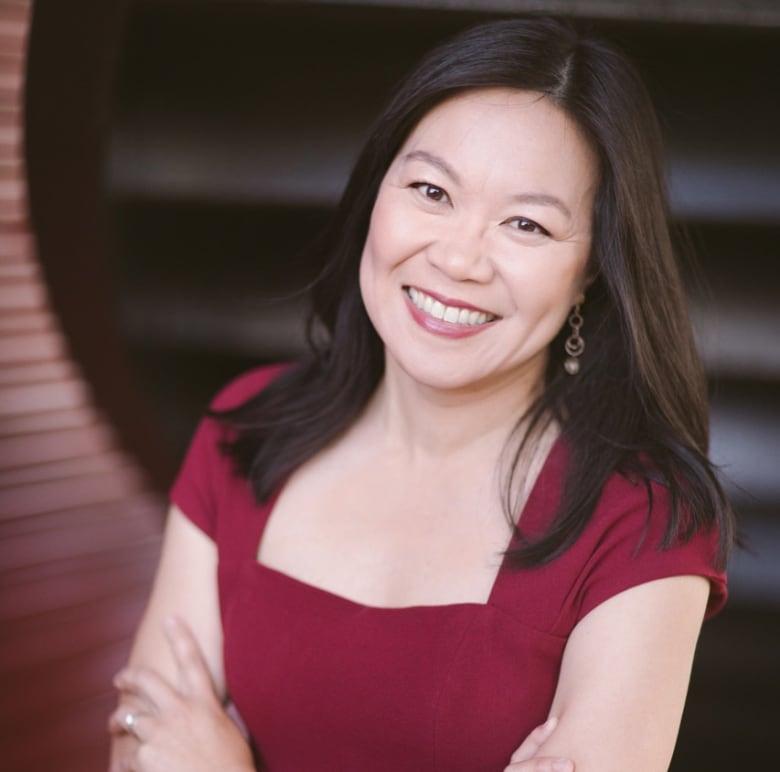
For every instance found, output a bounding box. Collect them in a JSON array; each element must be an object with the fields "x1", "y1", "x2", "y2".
[
  {"x1": 114, "y1": 665, "x2": 179, "y2": 711},
  {"x1": 504, "y1": 758, "x2": 574, "y2": 772},
  {"x1": 163, "y1": 615, "x2": 215, "y2": 697},
  {"x1": 510, "y1": 716, "x2": 559, "y2": 762},
  {"x1": 108, "y1": 705, "x2": 152, "y2": 742}
]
